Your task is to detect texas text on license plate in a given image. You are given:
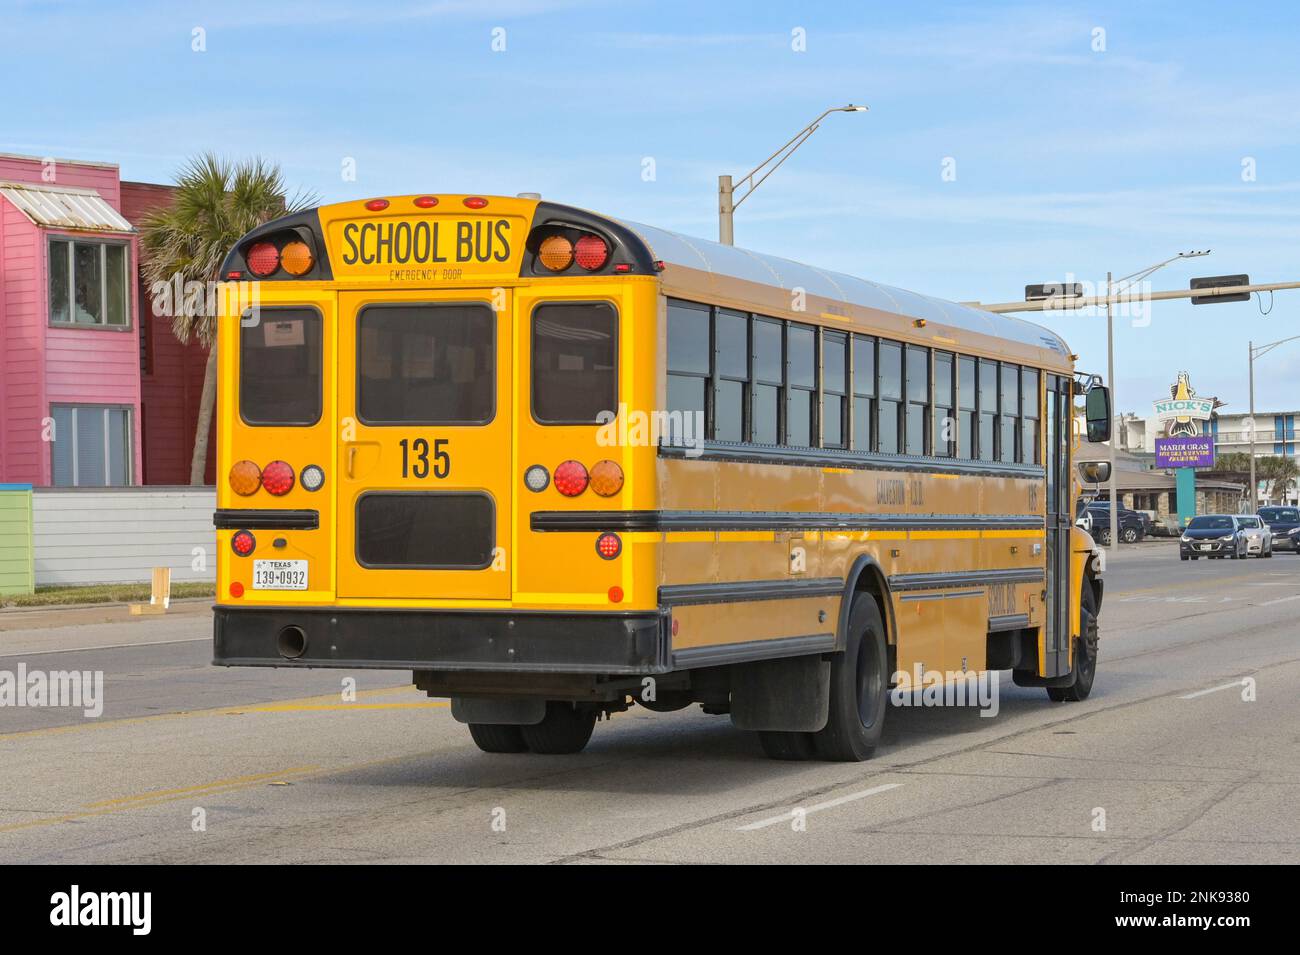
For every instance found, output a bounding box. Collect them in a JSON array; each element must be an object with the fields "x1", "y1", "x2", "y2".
[{"x1": 252, "y1": 559, "x2": 308, "y2": 590}]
